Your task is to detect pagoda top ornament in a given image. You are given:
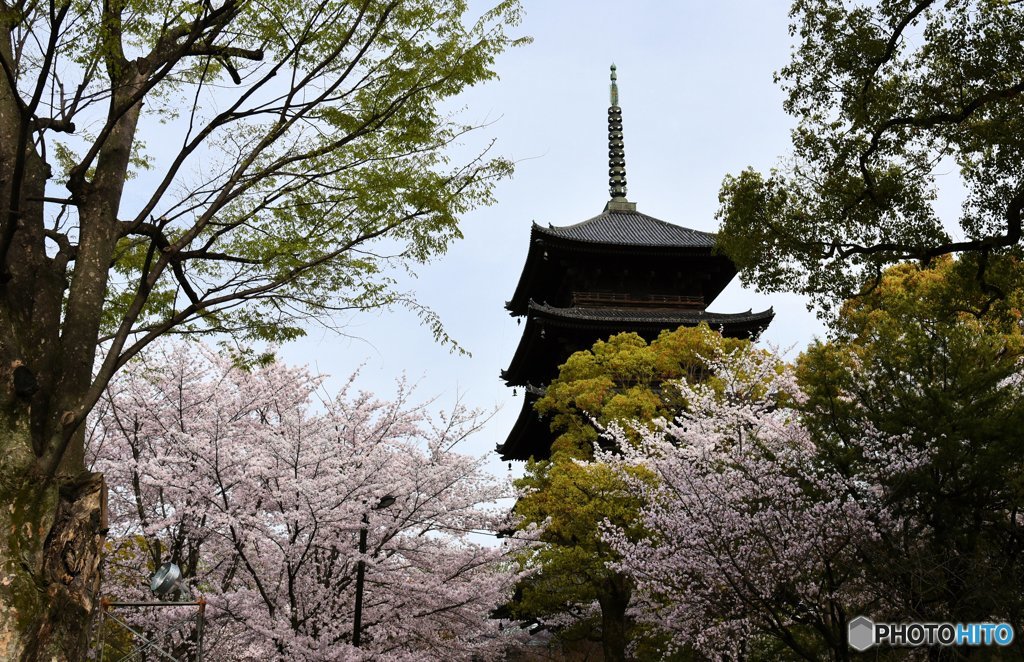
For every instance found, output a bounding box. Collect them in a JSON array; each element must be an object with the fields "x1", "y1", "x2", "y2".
[{"x1": 606, "y1": 64, "x2": 635, "y2": 212}]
